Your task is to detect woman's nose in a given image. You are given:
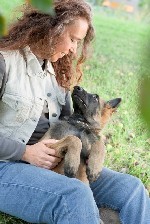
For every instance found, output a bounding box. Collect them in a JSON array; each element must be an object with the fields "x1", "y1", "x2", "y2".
[{"x1": 70, "y1": 42, "x2": 78, "y2": 54}]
